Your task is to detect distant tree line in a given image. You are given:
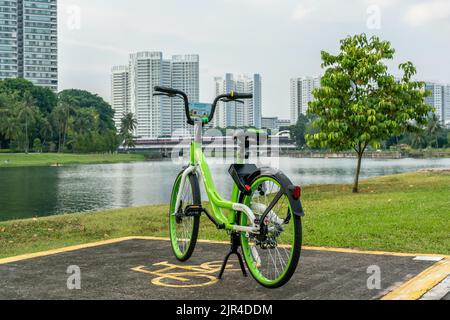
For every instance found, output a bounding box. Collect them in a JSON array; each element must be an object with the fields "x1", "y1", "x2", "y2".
[
  {"x1": 0, "y1": 78, "x2": 125, "y2": 153},
  {"x1": 291, "y1": 113, "x2": 450, "y2": 150}
]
